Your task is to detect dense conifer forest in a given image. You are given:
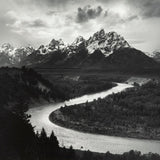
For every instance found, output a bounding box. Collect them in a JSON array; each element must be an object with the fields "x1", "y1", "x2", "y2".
[
  {"x1": 1, "y1": 107, "x2": 160, "y2": 160},
  {"x1": 50, "y1": 80, "x2": 160, "y2": 139},
  {"x1": 0, "y1": 67, "x2": 115, "y2": 112},
  {"x1": 0, "y1": 67, "x2": 160, "y2": 160},
  {"x1": 0, "y1": 67, "x2": 67, "y2": 112}
]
